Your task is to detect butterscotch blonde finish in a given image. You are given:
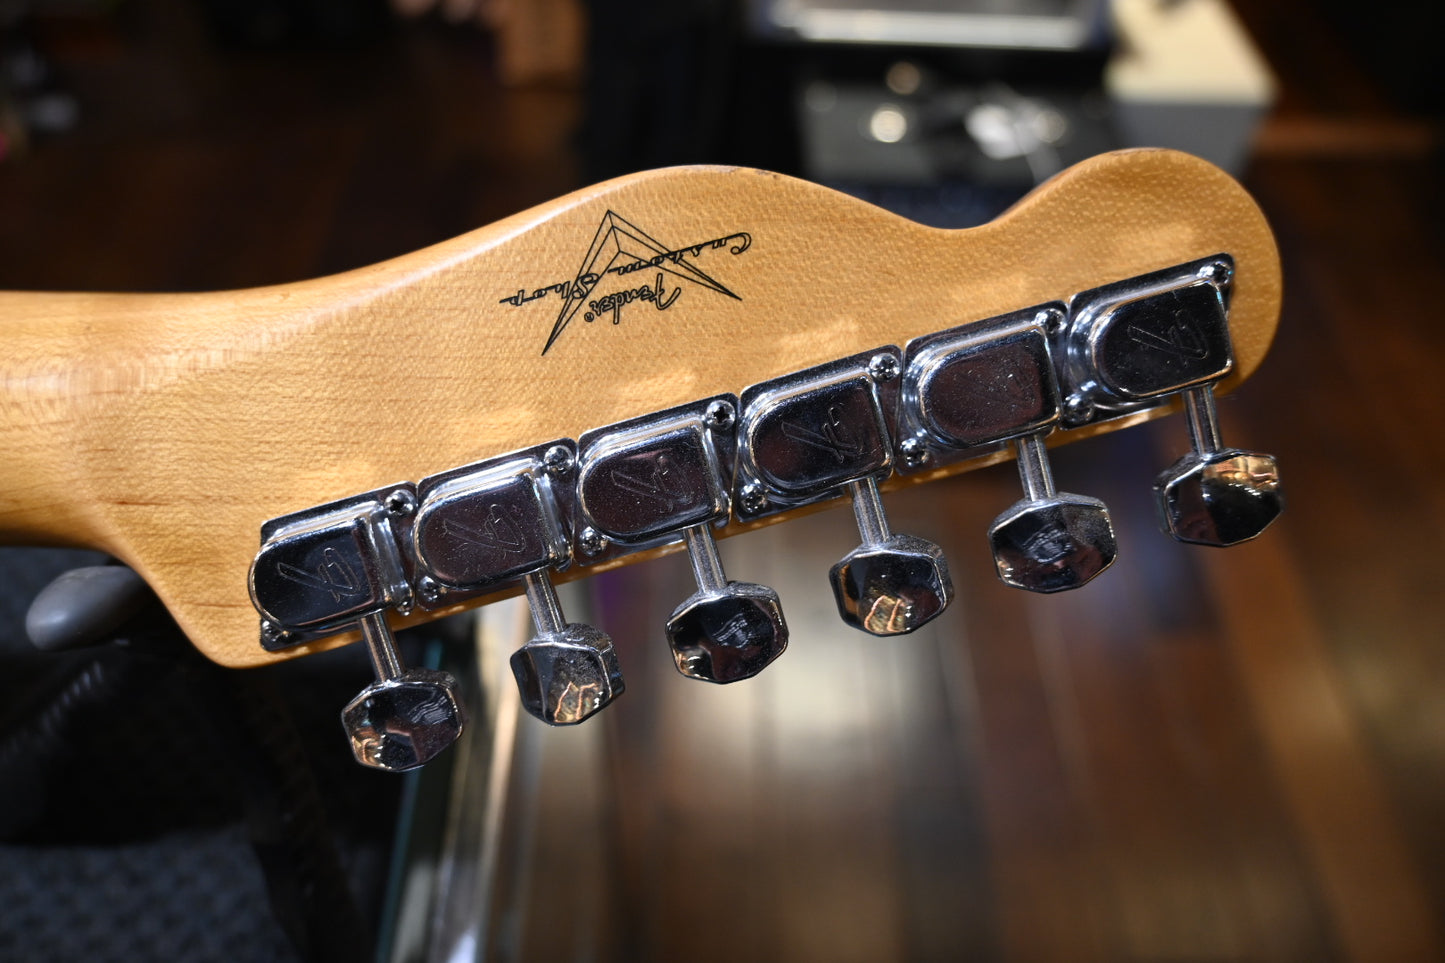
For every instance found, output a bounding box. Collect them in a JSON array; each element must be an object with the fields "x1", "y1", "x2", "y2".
[{"x1": 0, "y1": 149, "x2": 1281, "y2": 667}]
